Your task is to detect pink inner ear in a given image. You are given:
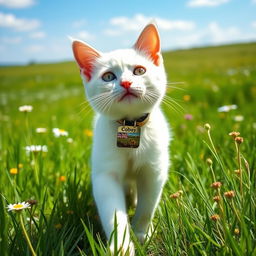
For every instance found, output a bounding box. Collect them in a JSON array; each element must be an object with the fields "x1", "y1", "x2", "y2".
[
  {"x1": 134, "y1": 24, "x2": 161, "y2": 66},
  {"x1": 72, "y1": 41, "x2": 100, "y2": 81}
]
